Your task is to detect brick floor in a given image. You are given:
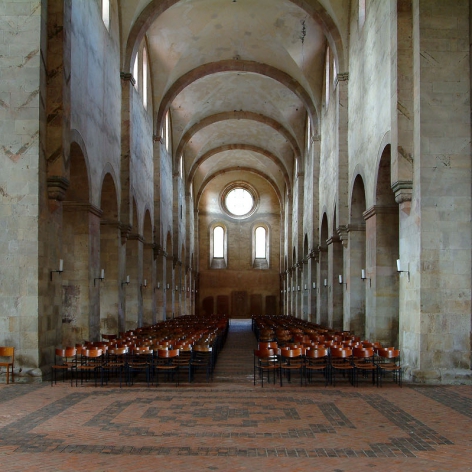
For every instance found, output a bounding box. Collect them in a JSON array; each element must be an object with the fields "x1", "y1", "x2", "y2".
[{"x1": 0, "y1": 320, "x2": 471, "y2": 471}]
